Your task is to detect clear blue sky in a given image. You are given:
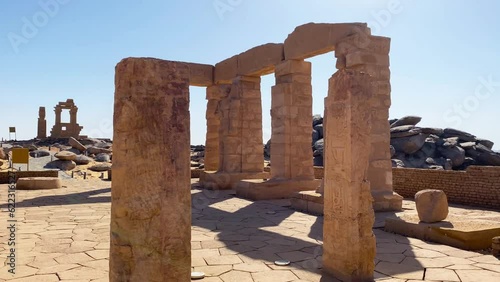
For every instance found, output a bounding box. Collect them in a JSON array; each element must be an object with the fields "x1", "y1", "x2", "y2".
[{"x1": 1, "y1": 0, "x2": 499, "y2": 149}]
